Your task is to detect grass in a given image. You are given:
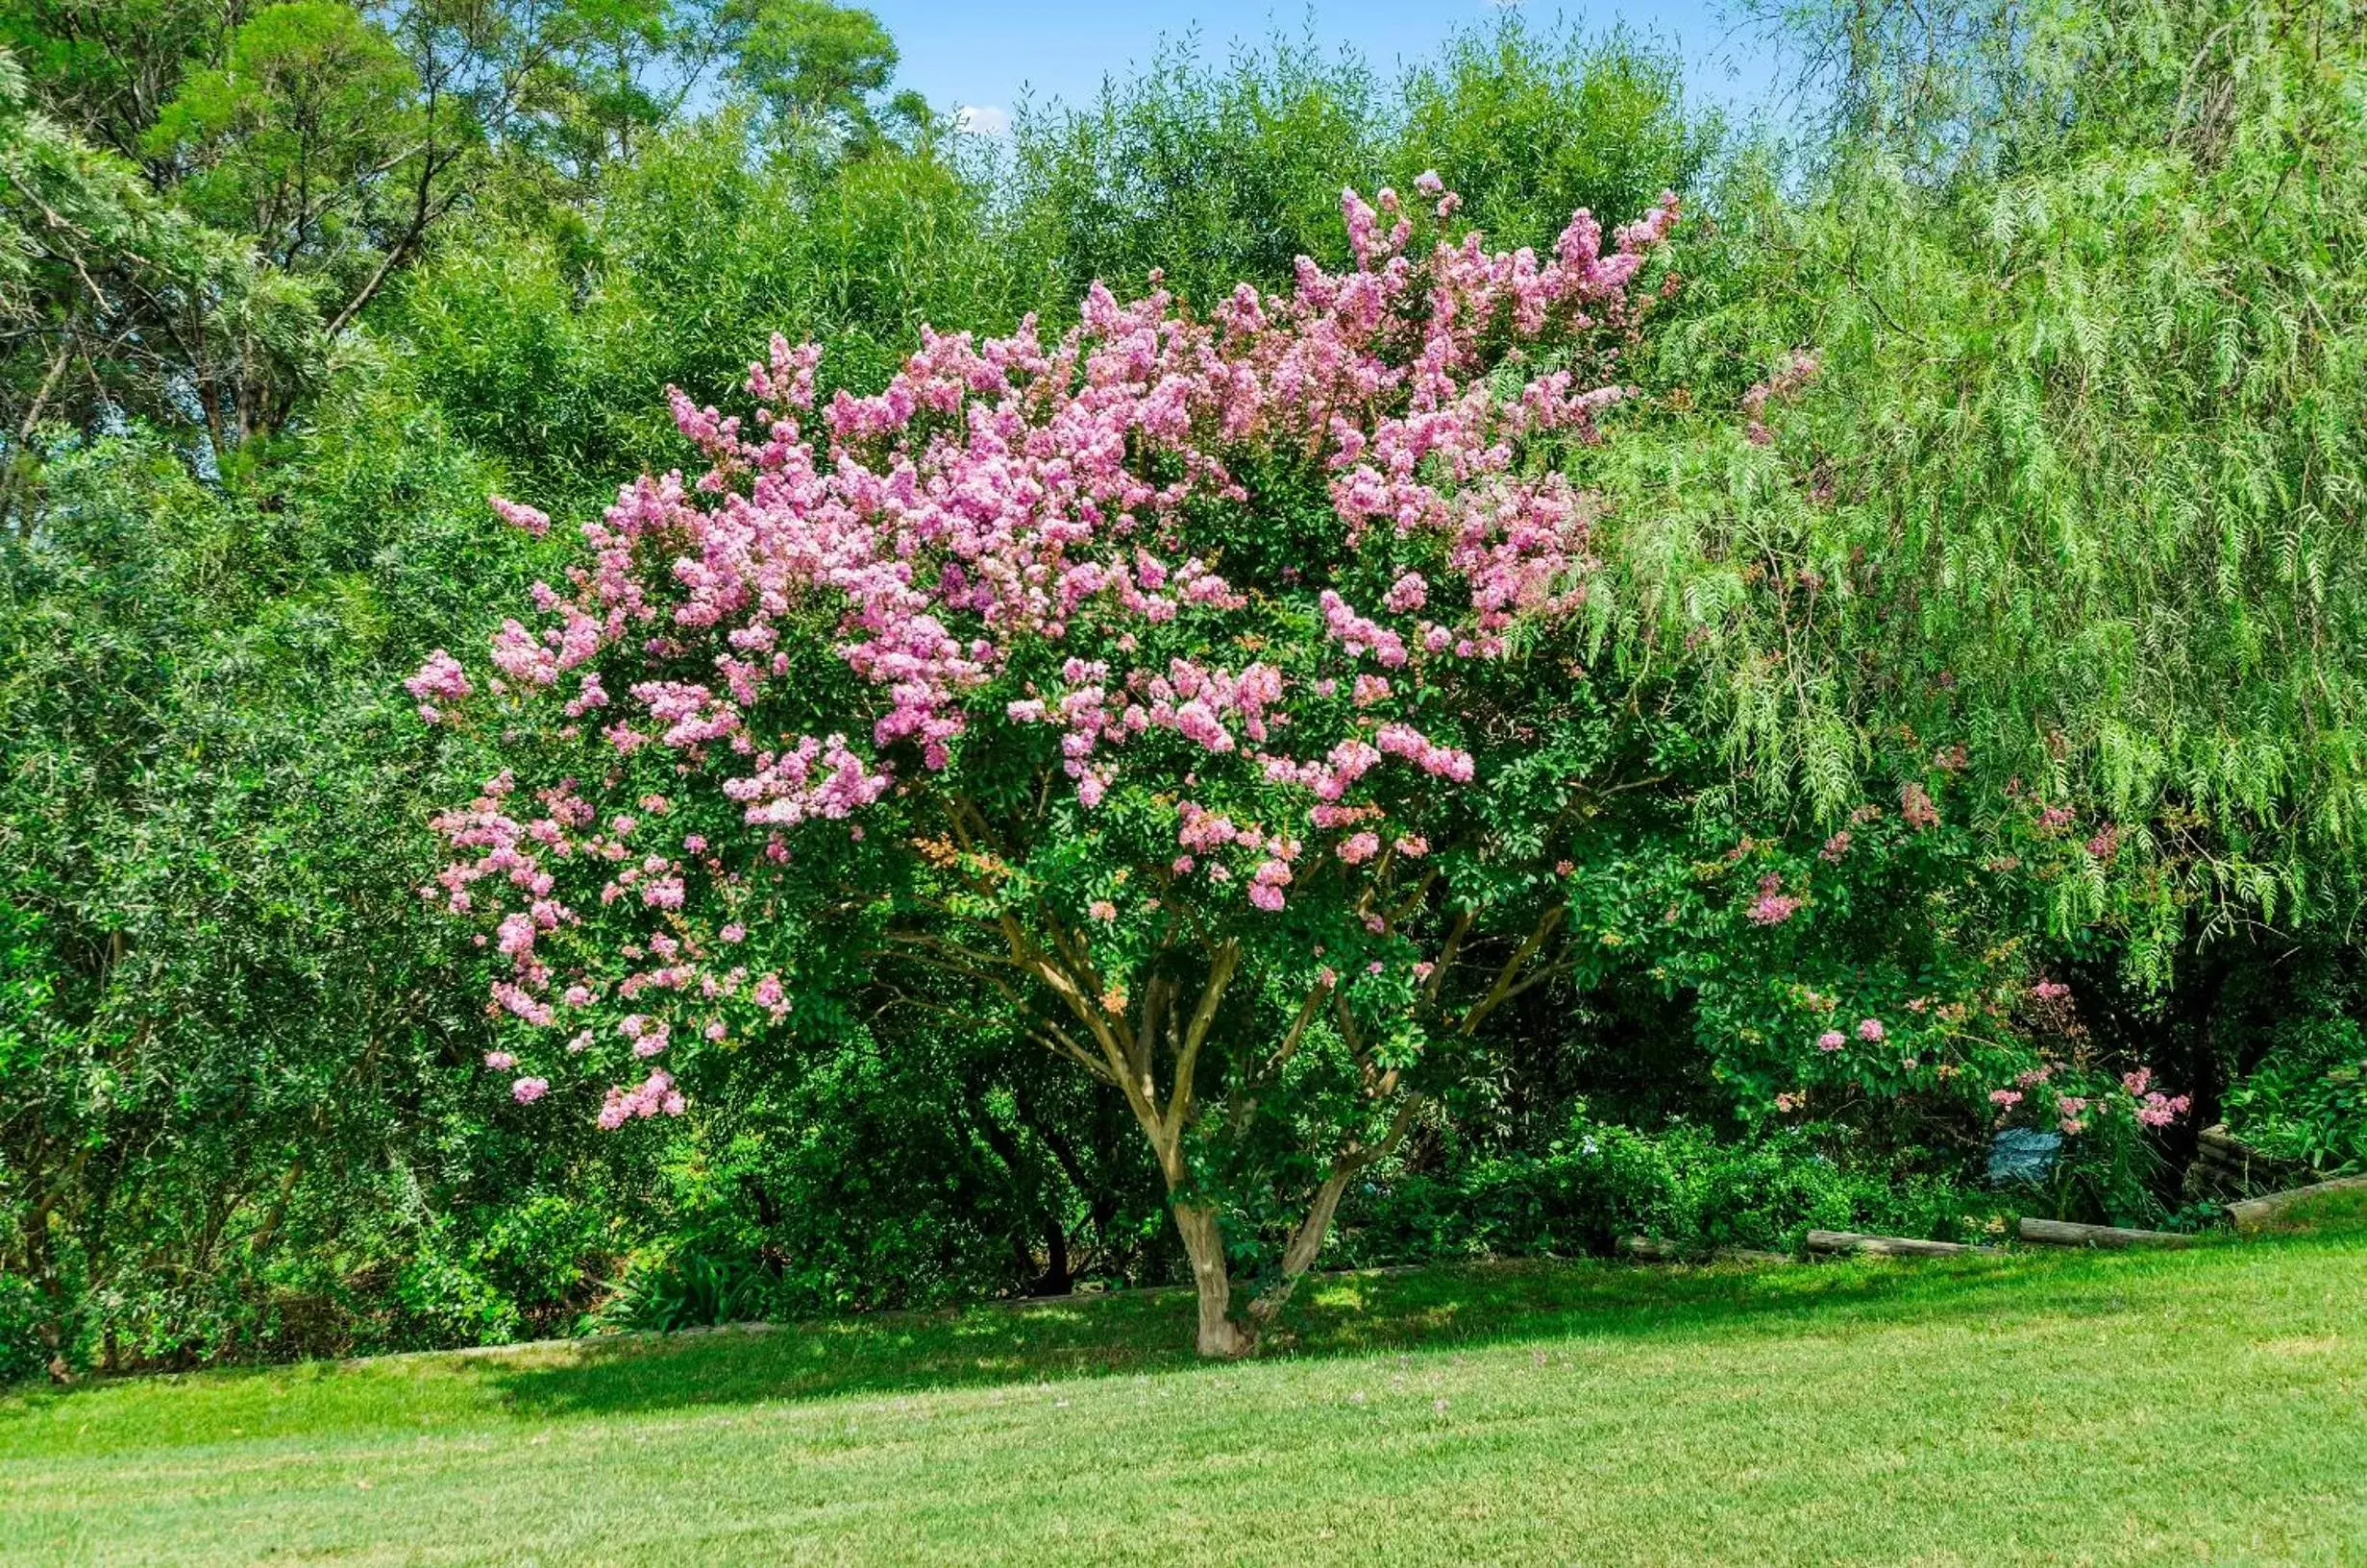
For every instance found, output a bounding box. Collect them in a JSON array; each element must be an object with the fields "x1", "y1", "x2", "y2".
[{"x1": 4, "y1": 1204, "x2": 2364, "y2": 1566}]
